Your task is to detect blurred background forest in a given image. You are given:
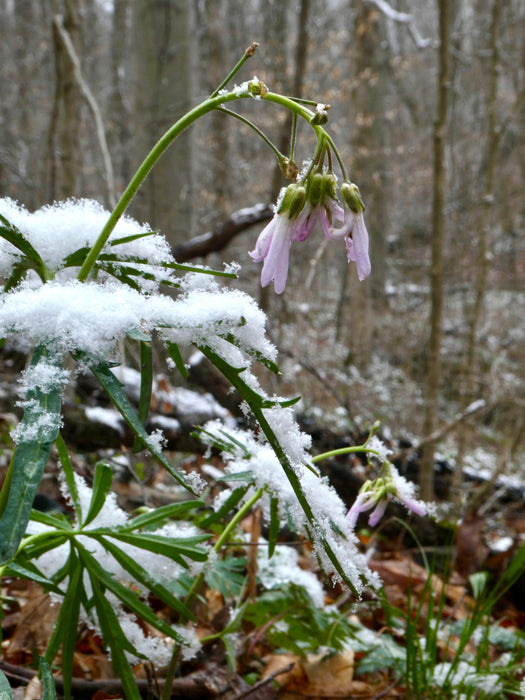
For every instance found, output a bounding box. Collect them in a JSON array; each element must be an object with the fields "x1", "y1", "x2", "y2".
[{"x1": 1, "y1": 0, "x2": 524, "y2": 501}]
